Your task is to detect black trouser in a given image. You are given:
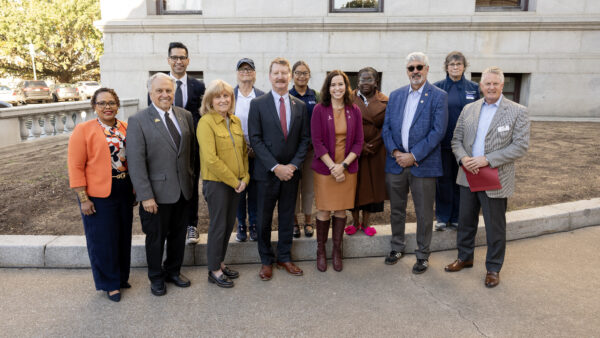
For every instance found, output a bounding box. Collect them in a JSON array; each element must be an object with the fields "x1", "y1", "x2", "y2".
[
  {"x1": 457, "y1": 186, "x2": 507, "y2": 272},
  {"x1": 256, "y1": 172, "x2": 300, "y2": 265},
  {"x1": 203, "y1": 180, "x2": 241, "y2": 271},
  {"x1": 435, "y1": 148, "x2": 460, "y2": 224},
  {"x1": 184, "y1": 151, "x2": 200, "y2": 228},
  {"x1": 140, "y1": 194, "x2": 188, "y2": 282}
]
